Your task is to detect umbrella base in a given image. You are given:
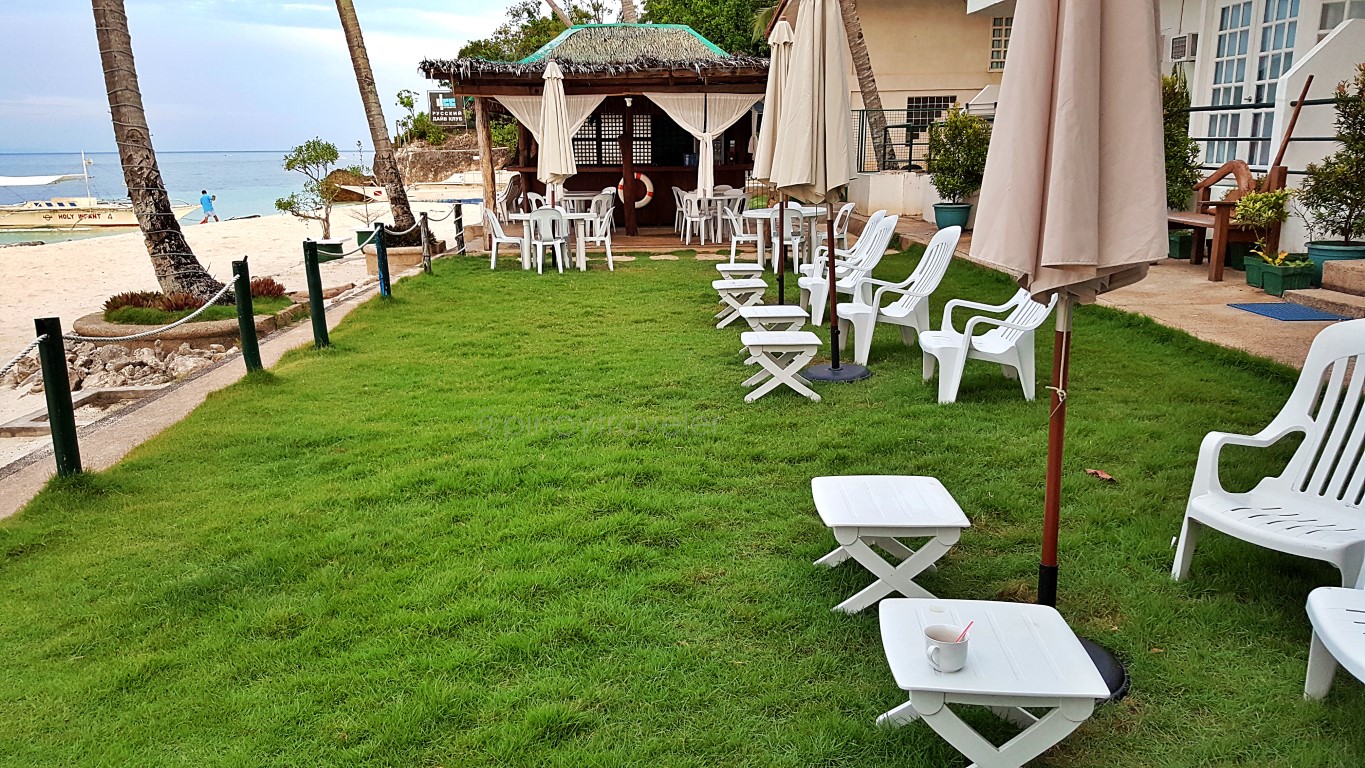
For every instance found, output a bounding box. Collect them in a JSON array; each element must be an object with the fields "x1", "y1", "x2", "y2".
[
  {"x1": 1079, "y1": 636, "x2": 1130, "y2": 703},
  {"x1": 805, "y1": 363, "x2": 871, "y2": 382}
]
